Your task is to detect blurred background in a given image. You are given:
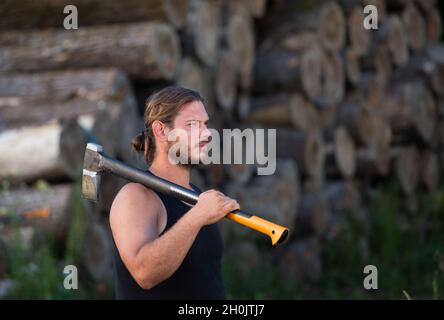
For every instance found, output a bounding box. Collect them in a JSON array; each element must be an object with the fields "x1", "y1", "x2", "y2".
[{"x1": 0, "y1": 0, "x2": 444, "y2": 299}]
